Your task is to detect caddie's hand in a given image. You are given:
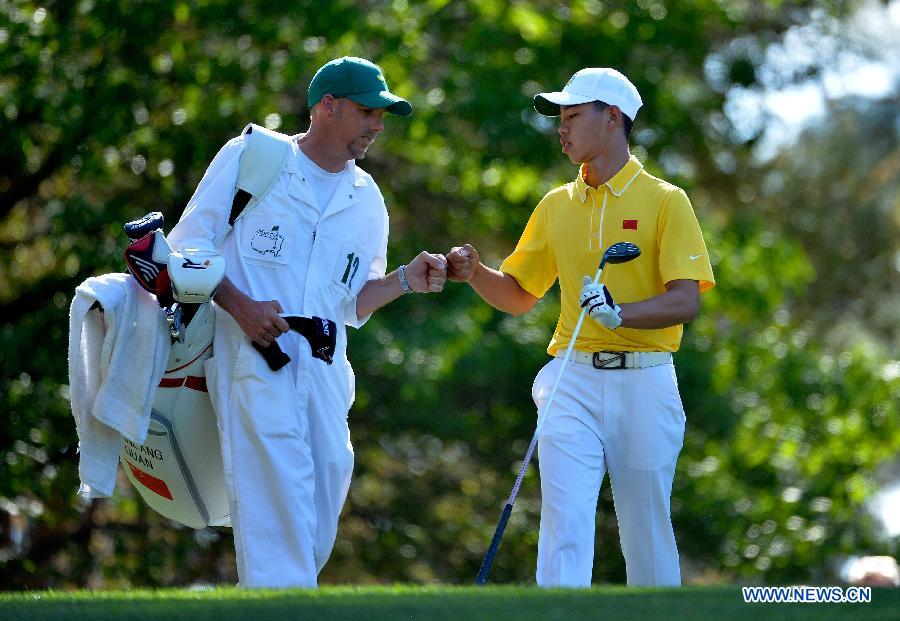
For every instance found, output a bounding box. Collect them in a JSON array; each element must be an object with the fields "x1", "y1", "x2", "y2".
[
  {"x1": 406, "y1": 251, "x2": 447, "y2": 293},
  {"x1": 238, "y1": 298, "x2": 290, "y2": 346},
  {"x1": 447, "y1": 244, "x2": 481, "y2": 283},
  {"x1": 579, "y1": 276, "x2": 622, "y2": 329}
]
